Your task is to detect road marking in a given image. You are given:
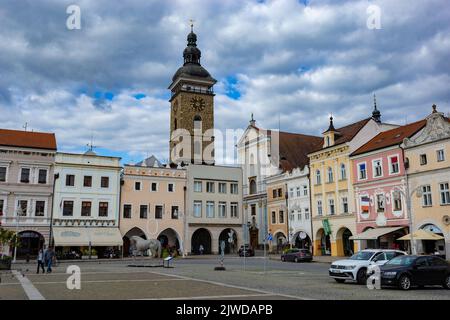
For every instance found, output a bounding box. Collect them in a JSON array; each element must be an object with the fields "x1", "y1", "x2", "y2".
[
  {"x1": 29, "y1": 278, "x2": 186, "y2": 285},
  {"x1": 136, "y1": 293, "x2": 273, "y2": 300},
  {"x1": 148, "y1": 270, "x2": 315, "y2": 300},
  {"x1": 12, "y1": 270, "x2": 45, "y2": 300}
]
